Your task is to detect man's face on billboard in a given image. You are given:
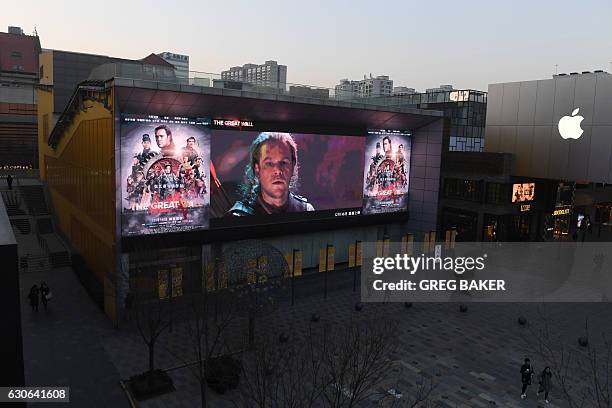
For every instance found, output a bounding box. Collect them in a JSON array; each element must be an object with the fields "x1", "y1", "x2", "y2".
[
  {"x1": 165, "y1": 165, "x2": 172, "y2": 174},
  {"x1": 383, "y1": 138, "x2": 391, "y2": 152},
  {"x1": 155, "y1": 129, "x2": 170, "y2": 148},
  {"x1": 142, "y1": 140, "x2": 151, "y2": 150},
  {"x1": 187, "y1": 138, "x2": 195, "y2": 148},
  {"x1": 255, "y1": 140, "x2": 294, "y2": 205}
]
